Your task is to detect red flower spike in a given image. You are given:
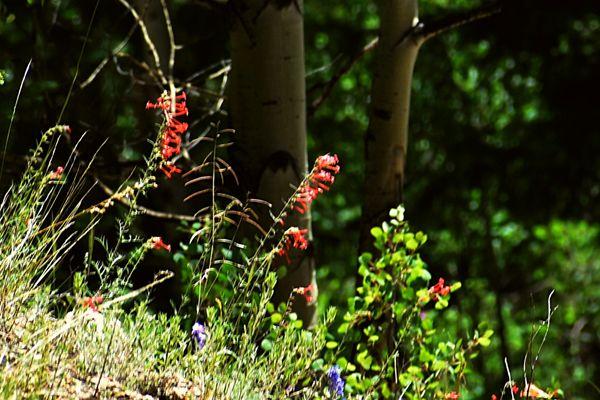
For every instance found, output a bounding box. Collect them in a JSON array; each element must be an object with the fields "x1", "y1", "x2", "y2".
[
  {"x1": 146, "y1": 91, "x2": 189, "y2": 177},
  {"x1": 445, "y1": 392, "x2": 460, "y2": 400},
  {"x1": 278, "y1": 227, "x2": 309, "y2": 262},
  {"x1": 151, "y1": 237, "x2": 172, "y2": 252},
  {"x1": 277, "y1": 154, "x2": 340, "y2": 227},
  {"x1": 491, "y1": 395, "x2": 498, "y2": 400},
  {"x1": 315, "y1": 153, "x2": 340, "y2": 174}
]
